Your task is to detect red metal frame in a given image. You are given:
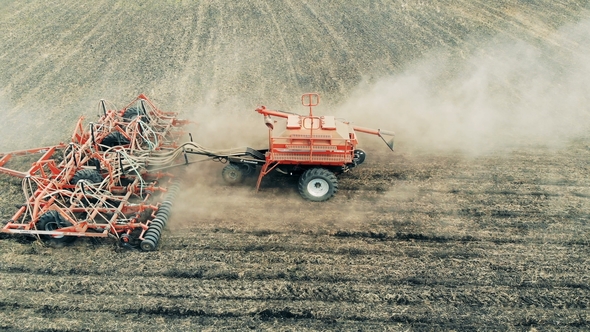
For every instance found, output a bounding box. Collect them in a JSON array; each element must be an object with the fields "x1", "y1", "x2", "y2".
[
  {"x1": 0, "y1": 95, "x2": 188, "y2": 246},
  {"x1": 253, "y1": 93, "x2": 392, "y2": 190}
]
